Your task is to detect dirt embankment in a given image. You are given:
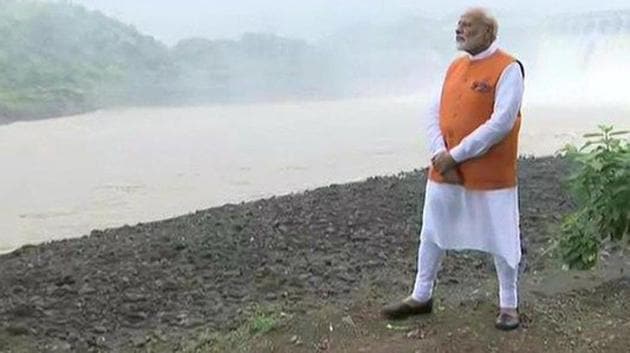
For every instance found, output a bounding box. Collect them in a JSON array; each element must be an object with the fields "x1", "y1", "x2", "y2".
[{"x1": 1, "y1": 157, "x2": 627, "y2": 352}]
